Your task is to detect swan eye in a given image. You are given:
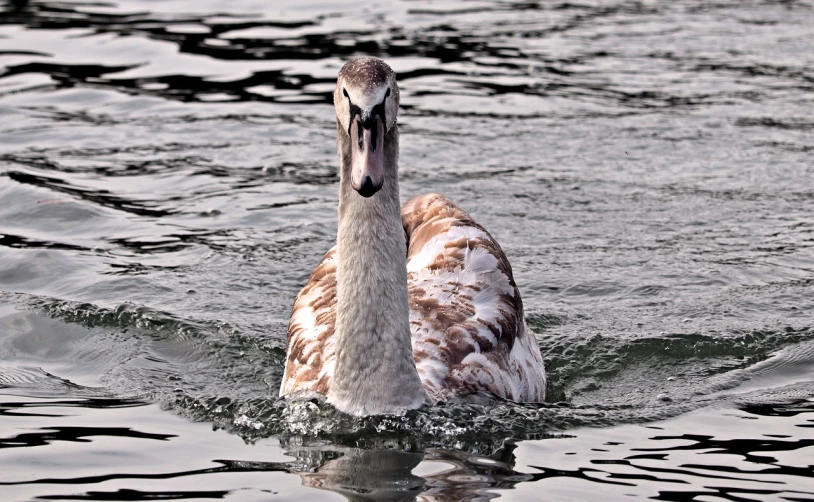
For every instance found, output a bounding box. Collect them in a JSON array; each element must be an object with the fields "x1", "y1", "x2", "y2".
[{"x1": 343, "y1": 88, "x2": 349, "y2": 99}]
